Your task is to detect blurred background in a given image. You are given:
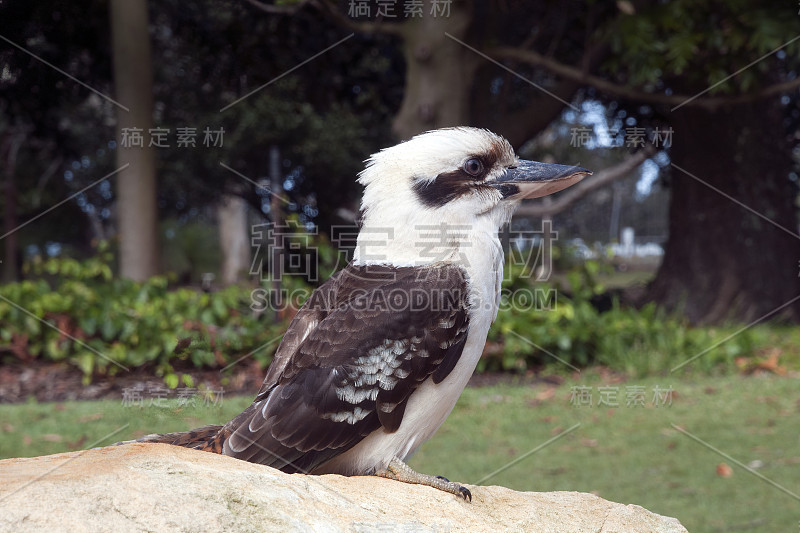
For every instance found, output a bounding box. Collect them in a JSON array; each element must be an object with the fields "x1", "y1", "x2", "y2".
[{"x1": 1, "y1": 1, "x2": 799, "y2": 531}]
